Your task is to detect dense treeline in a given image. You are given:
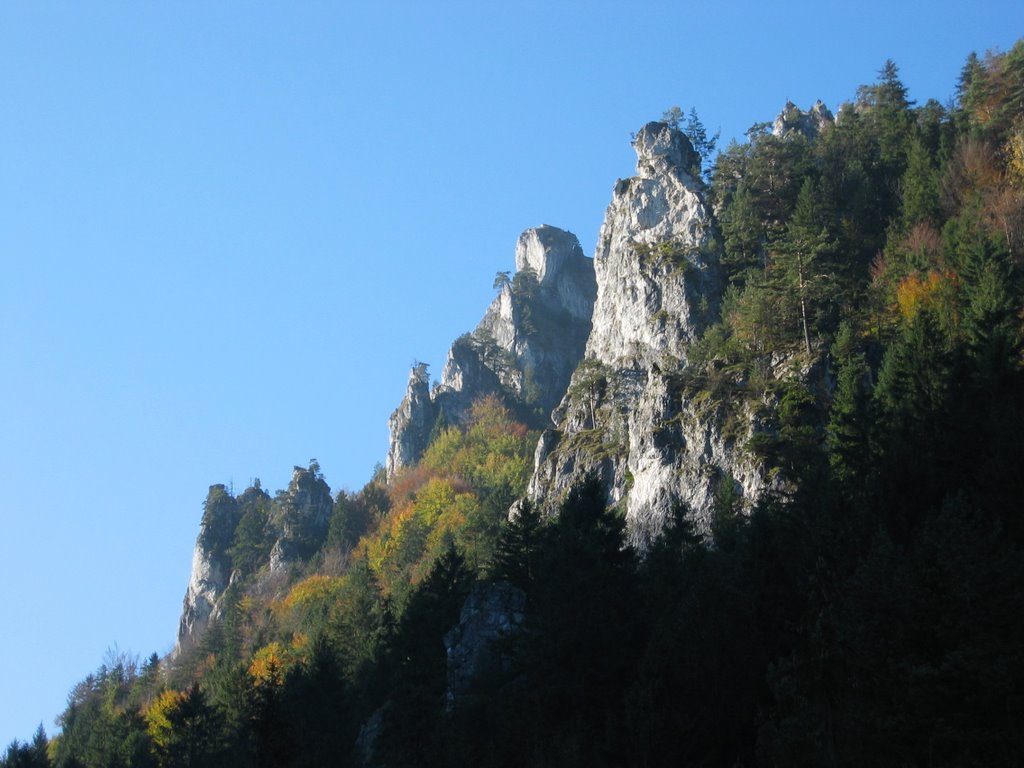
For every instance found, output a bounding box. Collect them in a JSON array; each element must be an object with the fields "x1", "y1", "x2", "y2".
[{"x1": 8, "y1": 42, "x2": 1024, "y2": 767}]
